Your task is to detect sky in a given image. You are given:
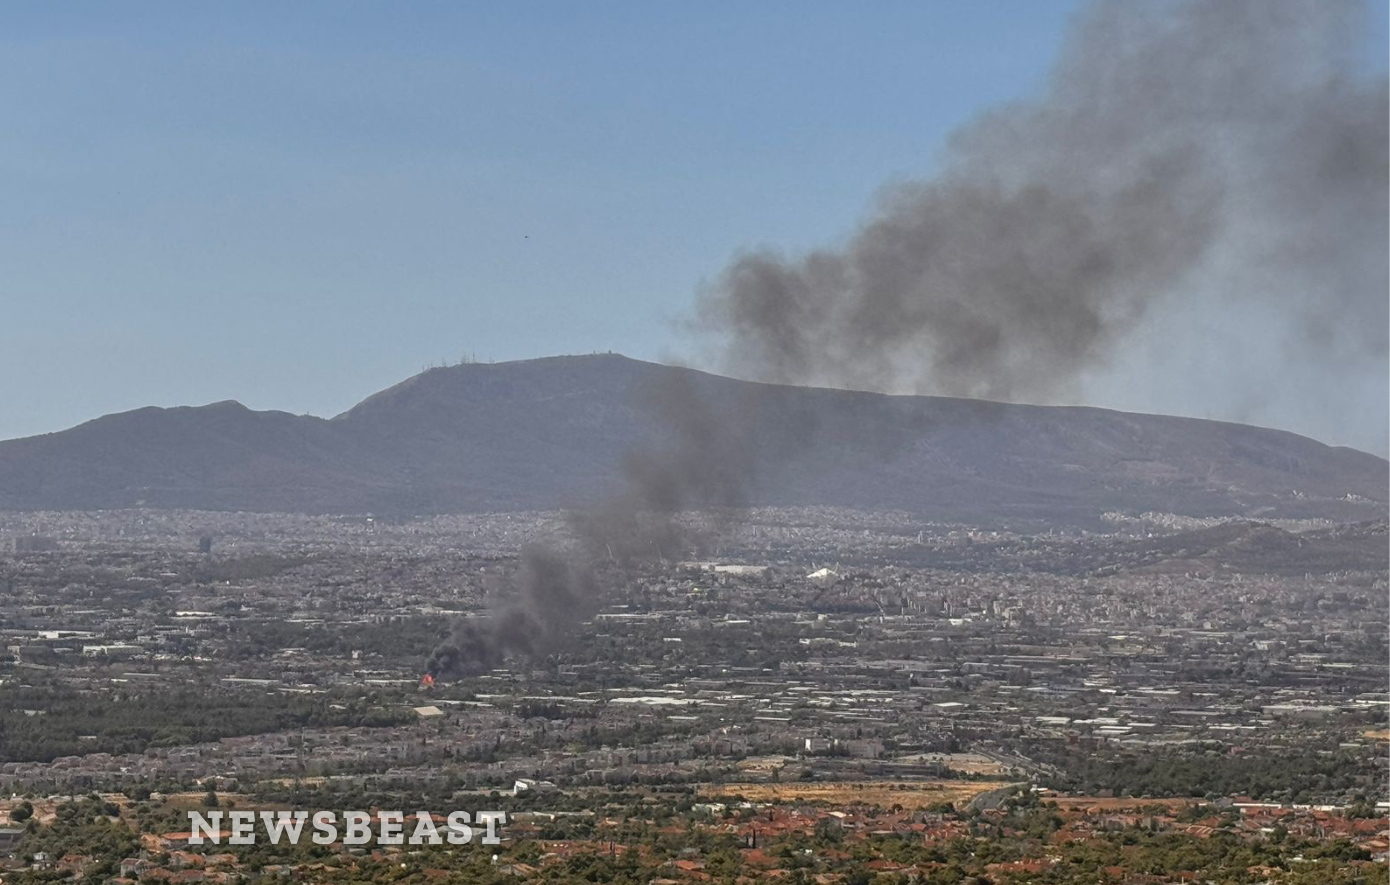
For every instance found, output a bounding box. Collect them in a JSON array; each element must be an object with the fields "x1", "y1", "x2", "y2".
[{"x1": 2, "y1": 2, "x2": 1386, "y2": 455}]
